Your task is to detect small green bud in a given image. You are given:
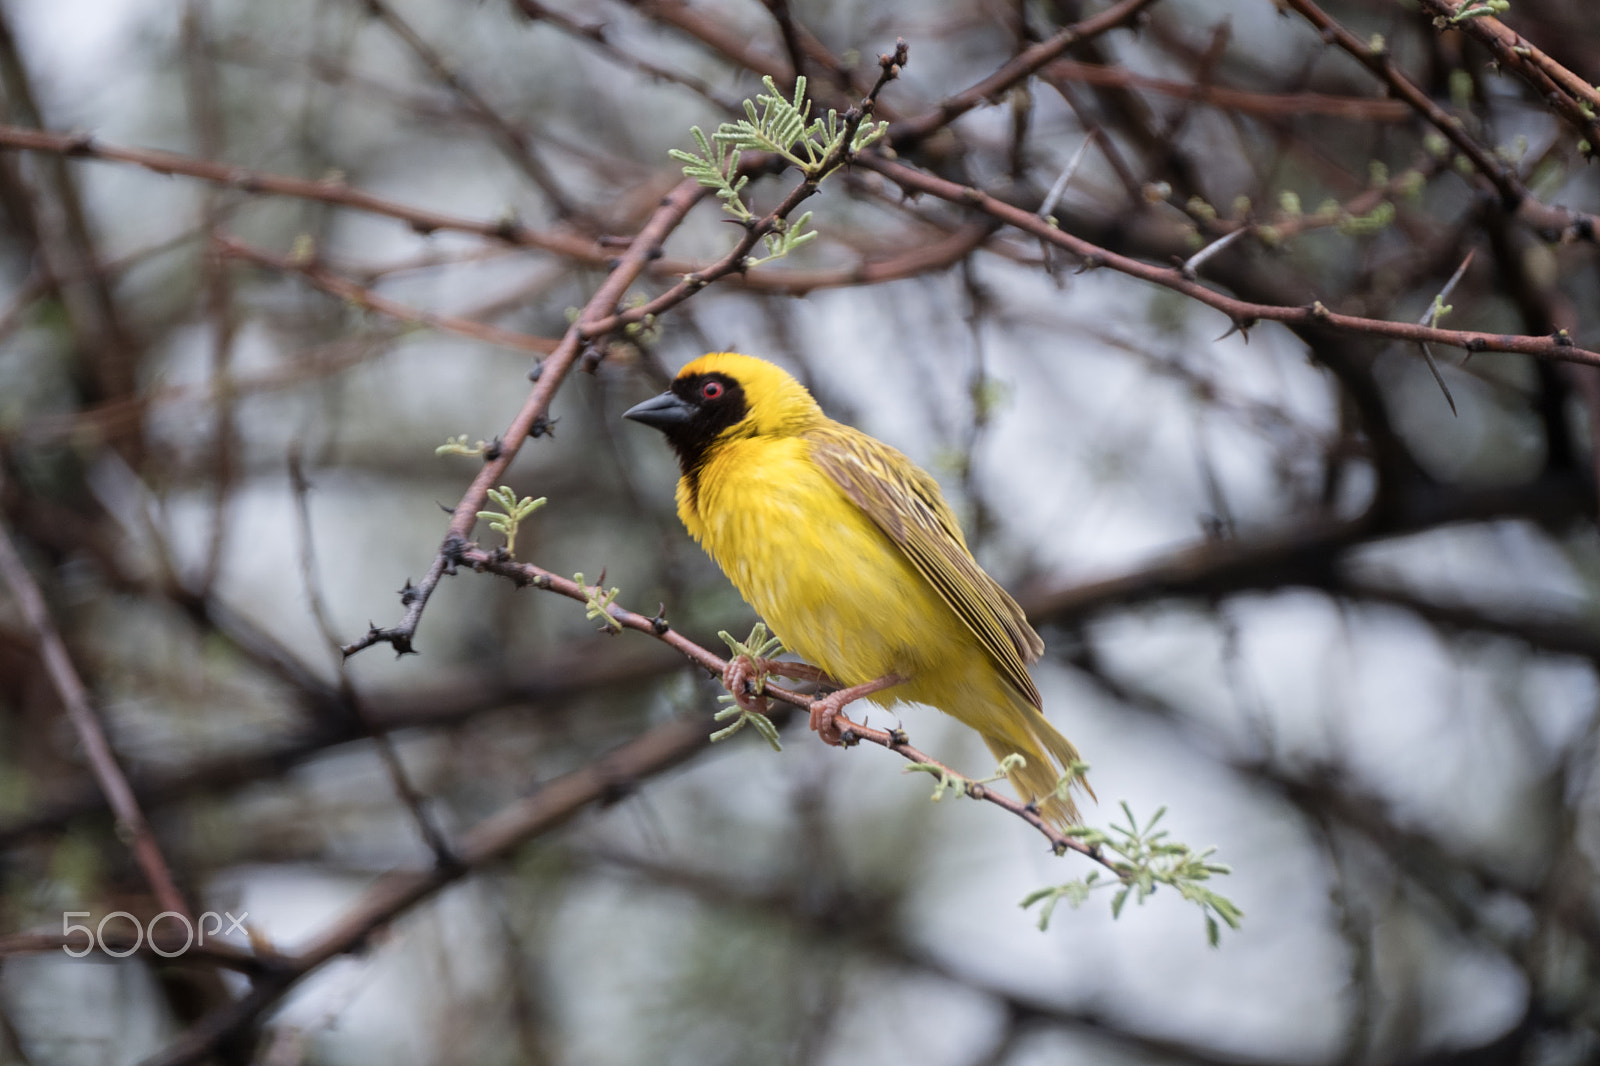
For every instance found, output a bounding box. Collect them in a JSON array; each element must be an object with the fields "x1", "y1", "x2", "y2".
[
  {"x1": 1339, "y1": 201, "x2": 1395, "y2": 236},
  {"x1": 289, "y1": 233, "x2": 316, "y2": 265},
  {"x1": 1495, "y1": 135, "x2": 1528, "y2": 164}
]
